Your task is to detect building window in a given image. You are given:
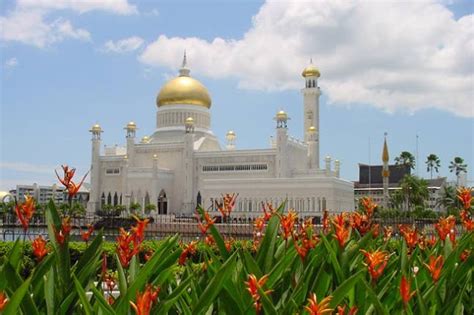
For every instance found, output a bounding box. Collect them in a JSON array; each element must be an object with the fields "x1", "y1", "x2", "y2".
[
  {"x1": 105, "y1": 168, "x2": 120, "y2": 175},
  {"x1": 202, "y1": 164, "x2": 268, "y2": 172}
]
